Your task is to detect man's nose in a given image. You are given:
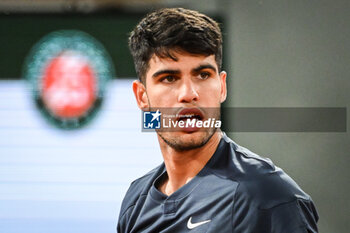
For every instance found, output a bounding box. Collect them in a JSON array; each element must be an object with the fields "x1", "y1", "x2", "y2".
[{"x1": 177, "y1": 79, "x2": 199, "y2": 103}]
